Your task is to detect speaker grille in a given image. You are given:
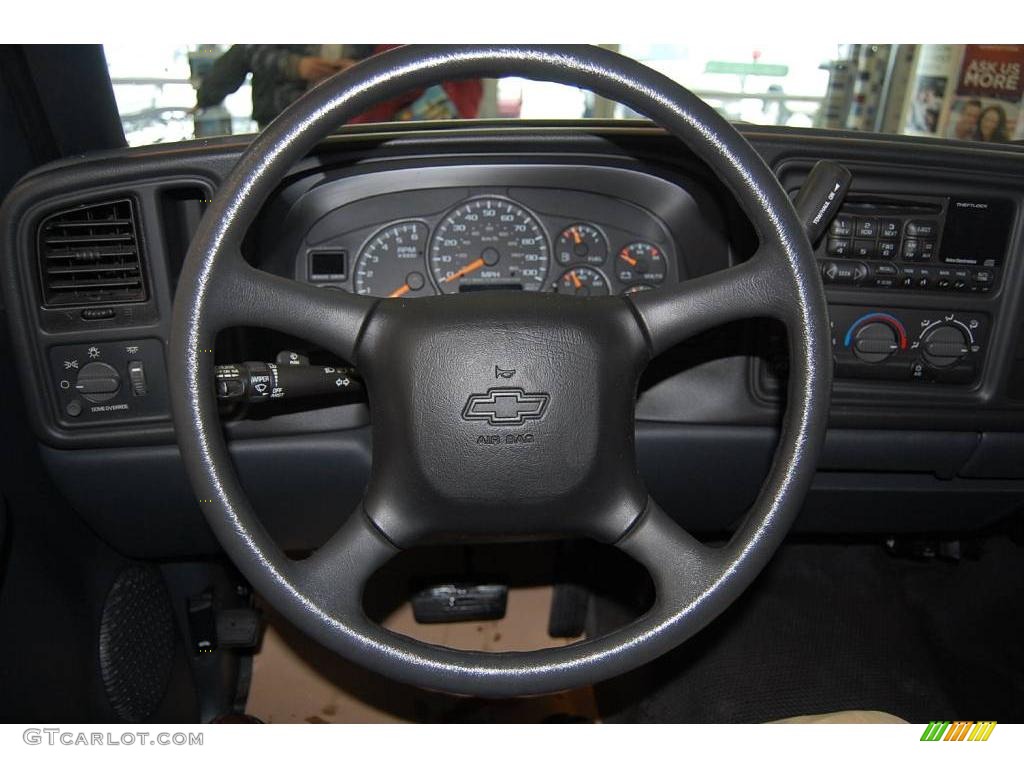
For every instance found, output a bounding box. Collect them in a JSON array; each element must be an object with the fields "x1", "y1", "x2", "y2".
[{"x1": 98, "y1": 566, "x2": 176, "y2": 722}]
